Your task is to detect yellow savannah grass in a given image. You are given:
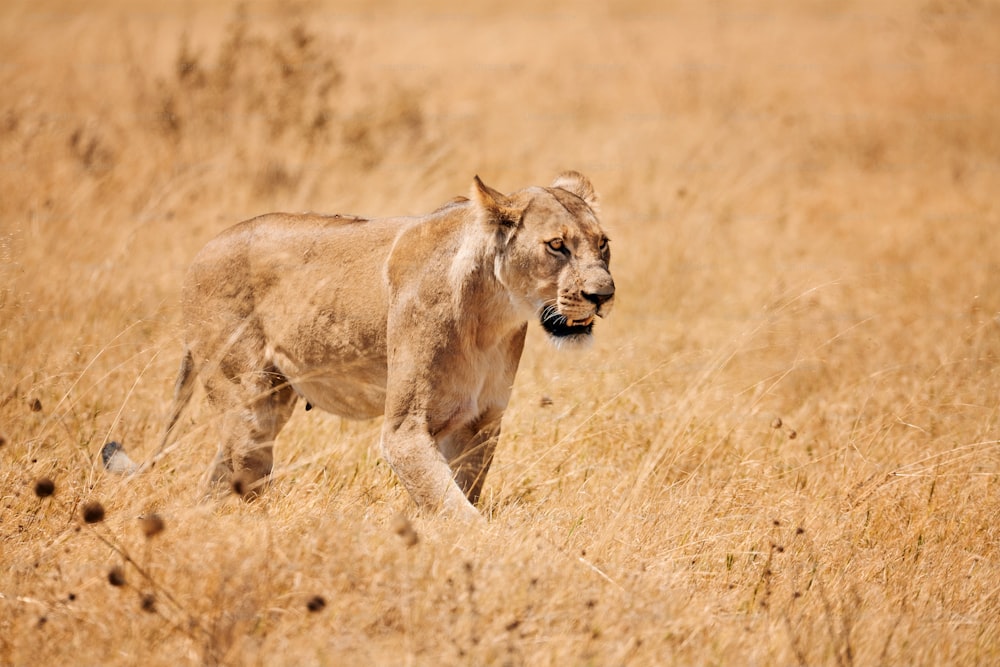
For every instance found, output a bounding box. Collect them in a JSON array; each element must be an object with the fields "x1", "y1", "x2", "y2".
[{"x1": 2, "y1": 0, "x2": 999, "y2": 664}]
